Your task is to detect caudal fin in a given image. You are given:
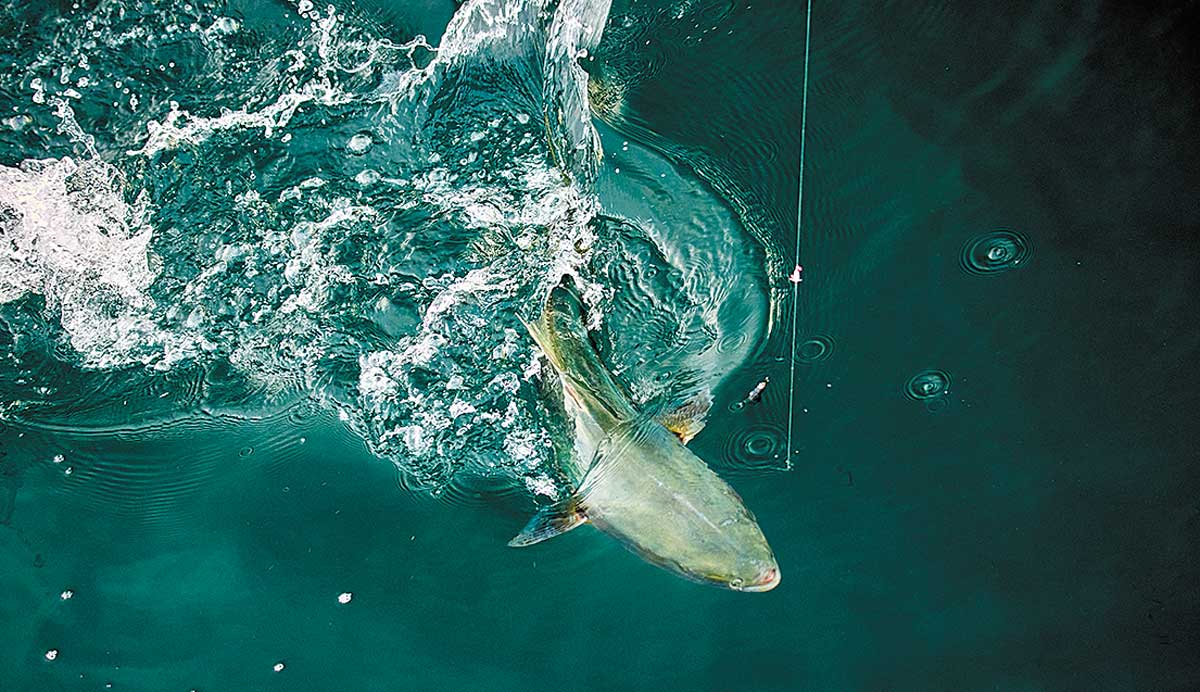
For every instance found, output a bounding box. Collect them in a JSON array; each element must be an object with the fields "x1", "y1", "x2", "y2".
[{"x1": 508, "y1": 496, "x2": 588, "y2": 547}]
